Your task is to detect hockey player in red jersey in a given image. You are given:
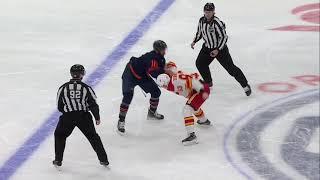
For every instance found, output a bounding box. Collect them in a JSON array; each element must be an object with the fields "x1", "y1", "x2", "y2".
[{"x1": 156, "y1": 62, "x2": 211, "y2": 145}]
